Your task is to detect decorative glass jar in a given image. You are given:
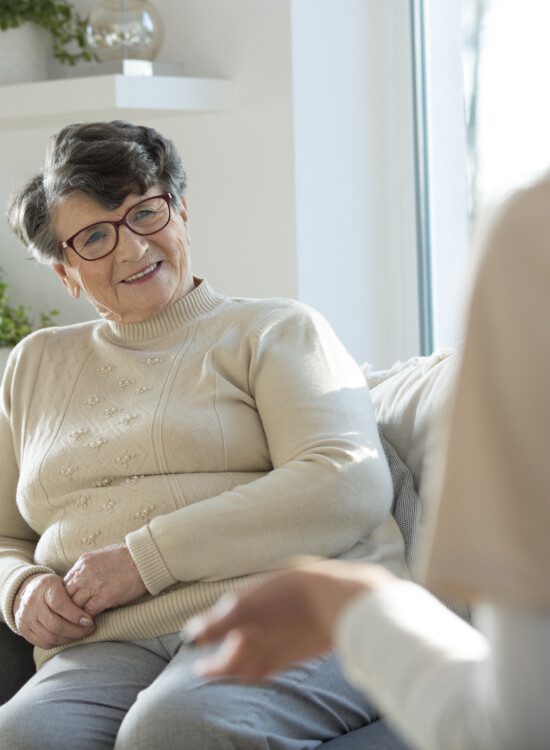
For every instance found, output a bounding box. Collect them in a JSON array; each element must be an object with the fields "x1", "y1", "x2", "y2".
[{"x1": 86, "y1": 0, "x2": 164, "y2": 63}]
